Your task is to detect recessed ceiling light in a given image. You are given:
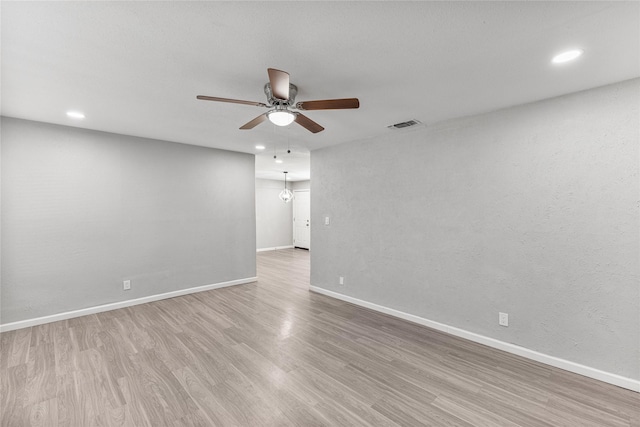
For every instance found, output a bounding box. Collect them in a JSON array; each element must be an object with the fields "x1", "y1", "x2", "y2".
[
  {"x1": 551, "y1": 49, "x2": 584, "y2": 64},
  {"x1": 275, "y1": 159, "x2": 283, "y2": 164},
  {"x1": 66, "y1": 111, "x2": 85, "y2": 119},
  {"x1": 255, "y1": 145, "x2": 266, "y2": 150}
]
